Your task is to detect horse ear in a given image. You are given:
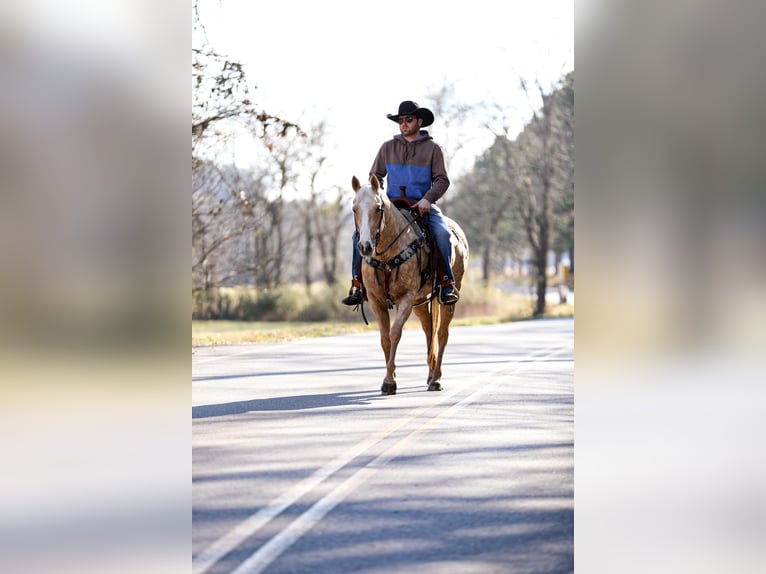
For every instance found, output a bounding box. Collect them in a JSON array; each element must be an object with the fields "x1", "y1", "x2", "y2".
[
  {"x1": 351, "y1": 176, "x2": 361, "y2": 192},
  {"x1": 370, "y1": 174, "x2": 379, "y2": 192}
]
